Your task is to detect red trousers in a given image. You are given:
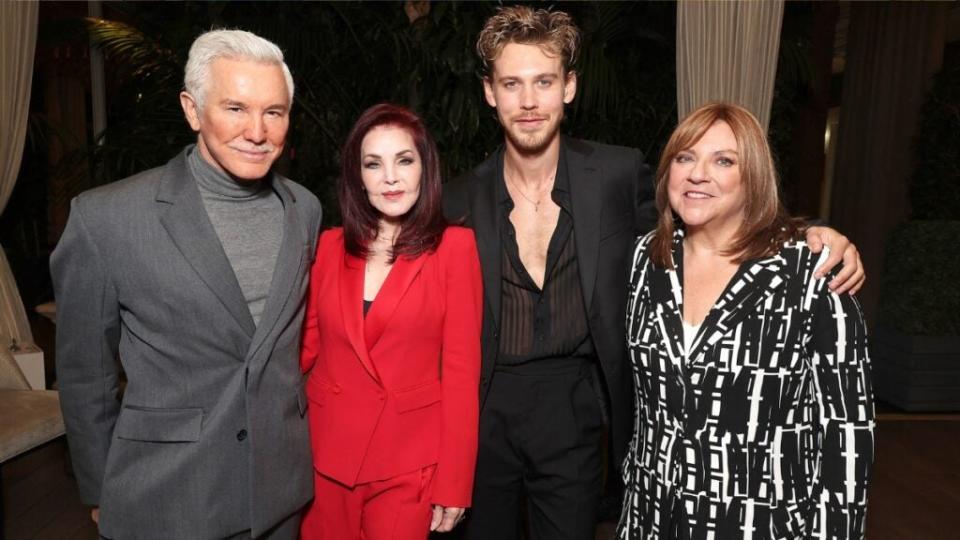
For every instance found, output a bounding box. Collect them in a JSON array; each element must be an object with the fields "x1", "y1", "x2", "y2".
[{"x1": 300, "y1": 465, "x2": 436, "y2": 540}]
